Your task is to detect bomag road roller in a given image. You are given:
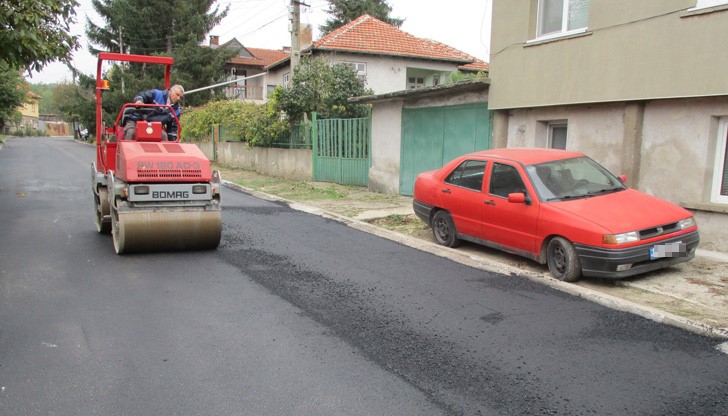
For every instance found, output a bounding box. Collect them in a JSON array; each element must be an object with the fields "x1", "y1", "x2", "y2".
[{"x1": 91, "y1": 52, "x2": 221, "y2": 254}]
